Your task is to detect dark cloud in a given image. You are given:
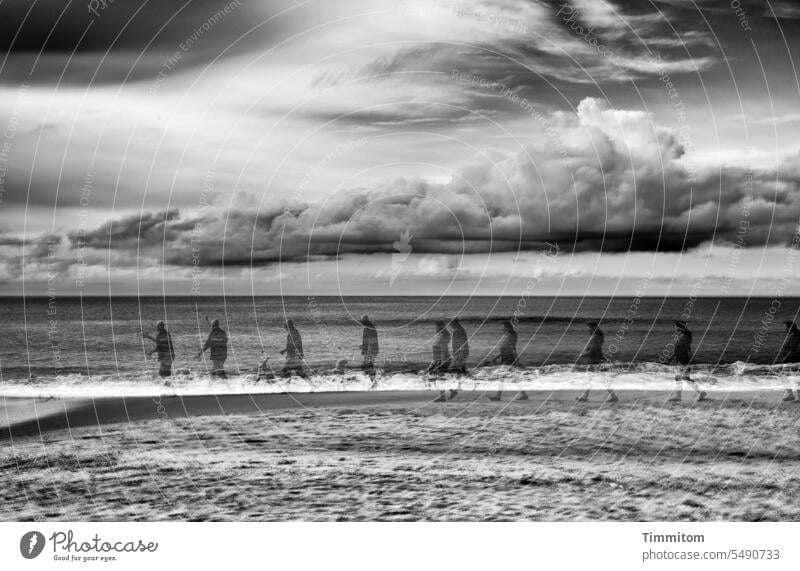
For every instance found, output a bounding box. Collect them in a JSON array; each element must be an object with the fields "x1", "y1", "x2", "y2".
[
  {"x1": 0, "y1": 0, "x2": 269, "y2": 85},
  {"x1": 67, "y1": 208, "x2": 187, "y2": 250},
  {"x1": 28, "y1": 234, "x2": 62, "y2": 258},
  {"x1": 55, "y1": 96, "x2": 800, "y2": 269},
  {"x1": 316, "y1": 0, "x2": 722, "y2": 95},
  {"x1": 0, "y1": 236, "x2": 27, "y2": 247}
]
